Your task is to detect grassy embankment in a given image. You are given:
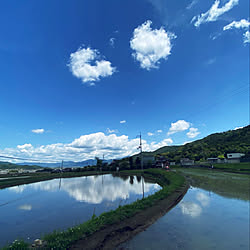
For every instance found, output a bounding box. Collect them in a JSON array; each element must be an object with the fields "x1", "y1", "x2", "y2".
[{"x1": 3, "y1": 169, "x2": 185, "y2": 249}]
